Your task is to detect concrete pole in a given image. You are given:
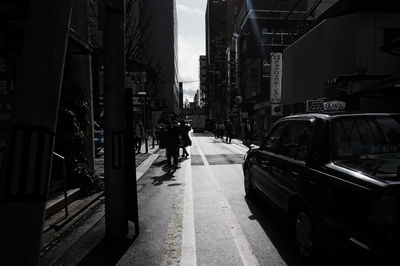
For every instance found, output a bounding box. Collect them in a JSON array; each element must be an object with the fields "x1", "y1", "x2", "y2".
[
  {"x1": 103, "y1": 0, "x2": 128, "y2": 239},
  {"x1": 0, "y1": 0, "x2": 72, "y2": 264}
]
